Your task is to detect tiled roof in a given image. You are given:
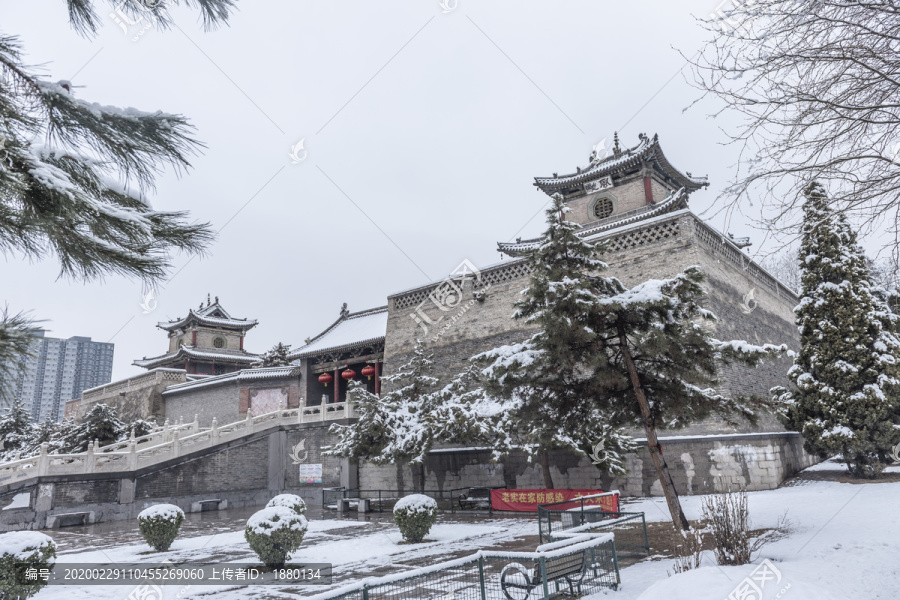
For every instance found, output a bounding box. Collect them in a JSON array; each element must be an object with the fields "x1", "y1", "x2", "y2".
[
  {"x1": 133, "y1": 345, "x2": 261, "y2": 368},
  {"x1": 534, "y1": 133, "x2": 708, "y2": 193},
  {"x1": 162, "y1": 365, "x2": 301, "y2": 395},
  {"x1": 289, "y1": 307, "x2": 388, "y2": 360},
  {"x1": 158, "y1": 300, "x2": 258, "y2": 332},
  {"x1": 498, "y1": 187, "x2": 689, "y2": 257}
]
